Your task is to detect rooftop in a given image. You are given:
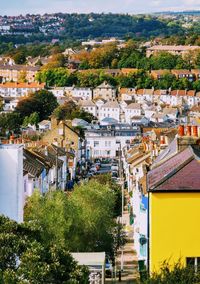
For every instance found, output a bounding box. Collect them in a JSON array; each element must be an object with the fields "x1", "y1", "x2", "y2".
[{"x1": 148, "y1": 146, "x2": 200, "y2": 191}]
